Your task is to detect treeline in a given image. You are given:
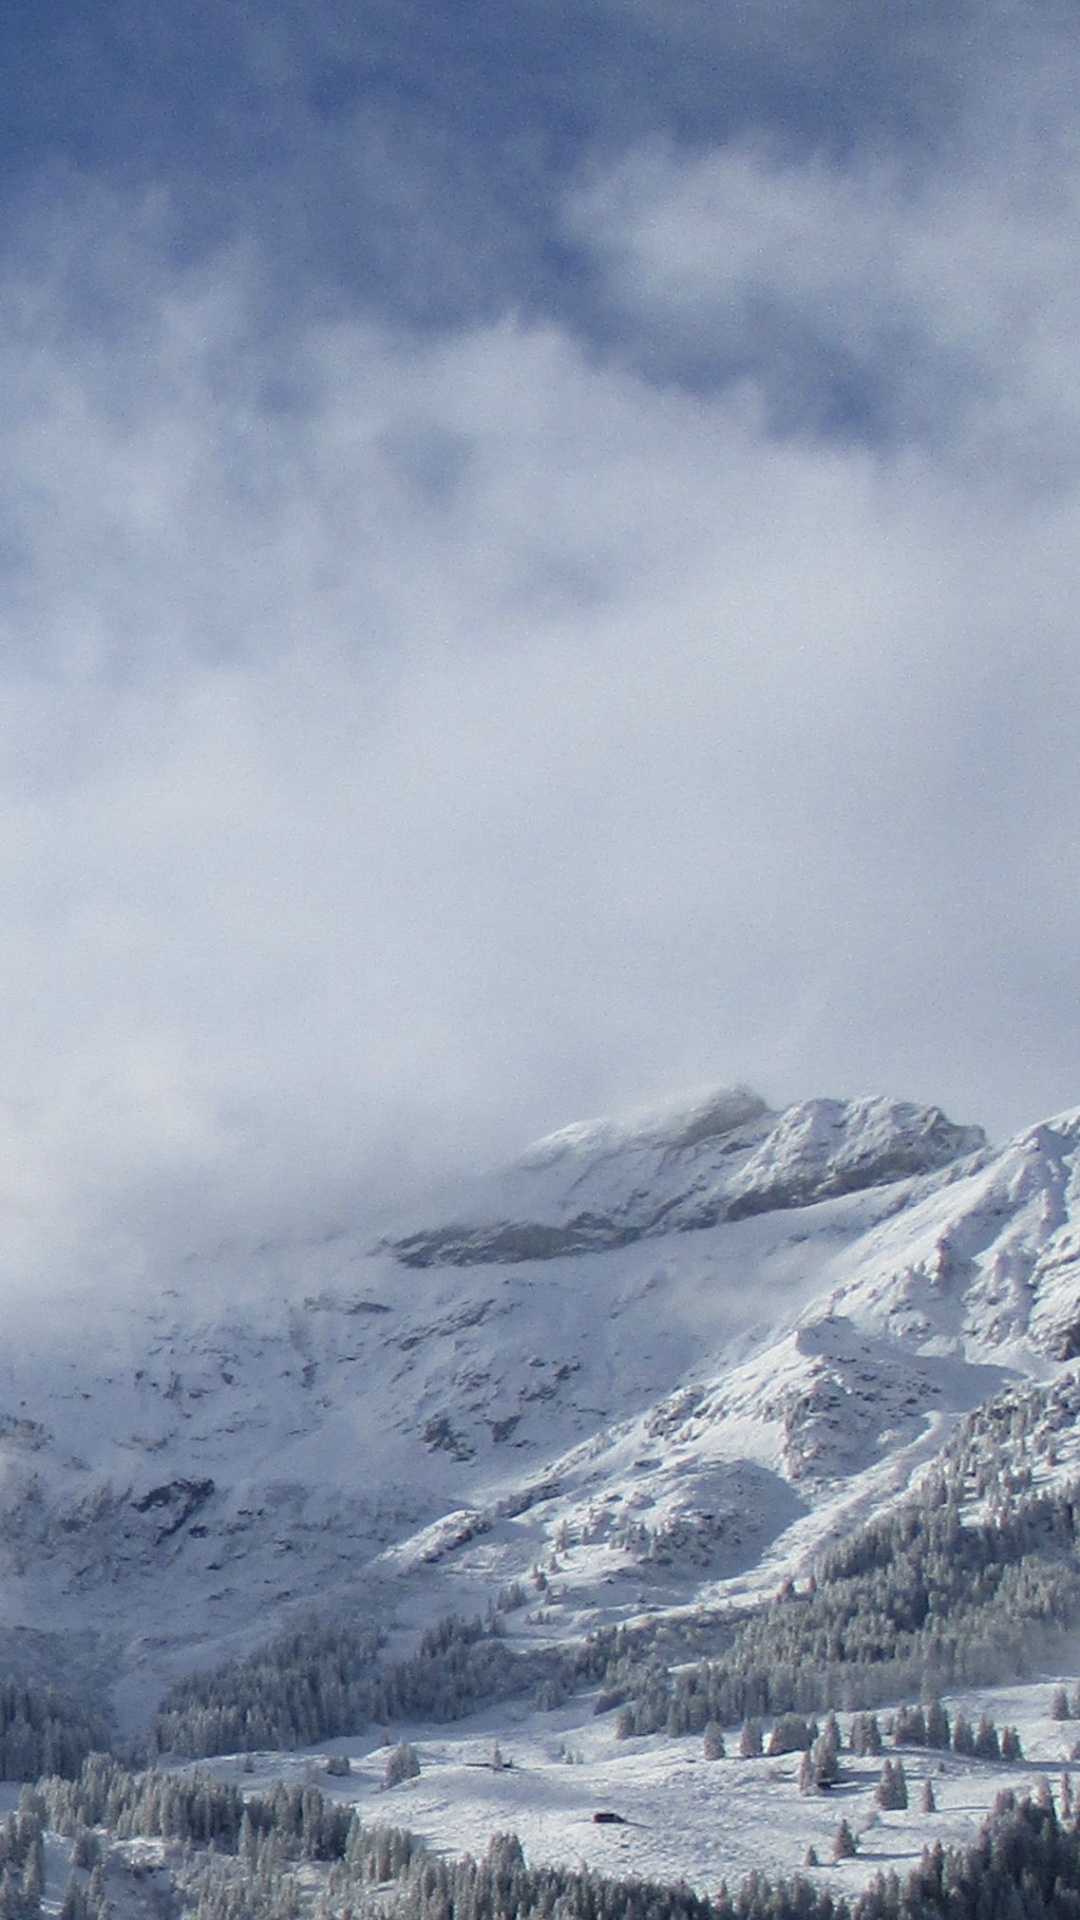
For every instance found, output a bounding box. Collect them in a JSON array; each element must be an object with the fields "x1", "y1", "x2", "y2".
[
  {"x1": 239, "y1": 1788, "x2": 1080, "y2": 1920},
  {"x1": 40, "y1": 1752, "x2": 421, "y2": 1878},
  {"x1": 153, "y1": 1473, "x2": 1080, "y2": 1759},
  {"x1": 608, "y1": 1476, "x2": 1080, "y2": 1734},
  {"x1": 153, "y1": 1613, "x2": 558, "y2": 1758},
  {"x1": 151, "y1": 1620, "x2": 387, "y2": 1758}
]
